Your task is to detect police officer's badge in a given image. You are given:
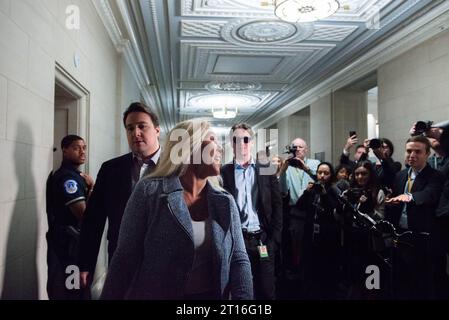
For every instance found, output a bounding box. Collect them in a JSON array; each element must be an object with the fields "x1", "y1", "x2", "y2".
[{"x1": 64, "y1": 180, "x2": 78, "y2": 194}]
